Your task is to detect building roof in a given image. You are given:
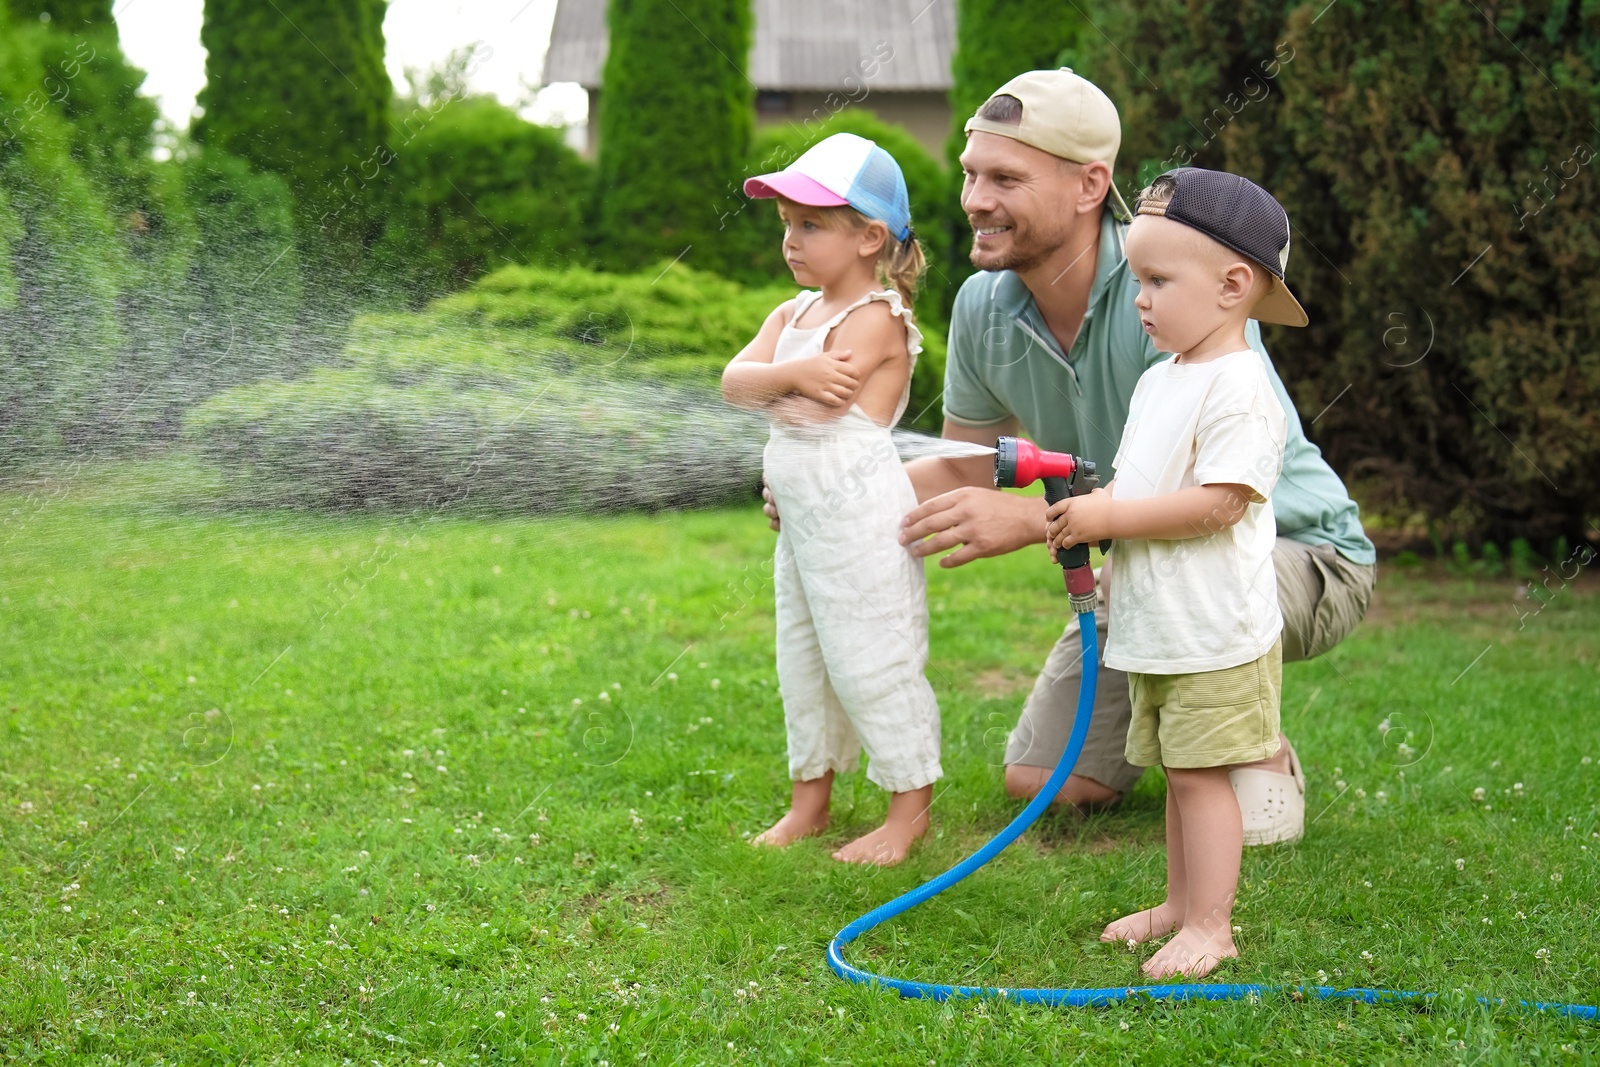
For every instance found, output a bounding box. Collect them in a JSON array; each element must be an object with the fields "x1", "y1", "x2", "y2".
[{"x1": 541, "y1": 0, "x2": 954, "y2": 92}]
